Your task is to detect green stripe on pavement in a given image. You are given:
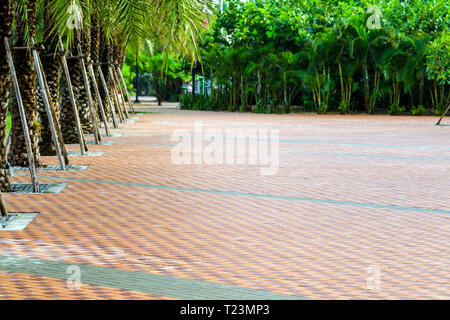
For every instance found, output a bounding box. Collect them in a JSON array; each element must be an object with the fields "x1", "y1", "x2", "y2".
[
  {"x1": 0, "y1": 255, "x2": 303, "y2": 300},
  {"x1": 14, "y1": 173, "x2": 450, "y2": 216}
]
